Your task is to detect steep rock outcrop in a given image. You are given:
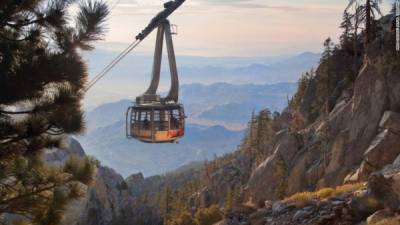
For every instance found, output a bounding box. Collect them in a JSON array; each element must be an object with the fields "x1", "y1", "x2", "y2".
[
  {"x1": 246, "y1": 52, "x2": 400, "y2": 204},
  {"x1": 246, "y1": 130, "x2": 300, "y2": 203},
  {"x1": 46, "y1": 138, "x2": 86, "y2": 163},
  {"x1": 76, "y1": 166, "x2": 135, "y2": 225},
  {"x1": 45, "y1": 138, "x2": 136, "y2": 225}
]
